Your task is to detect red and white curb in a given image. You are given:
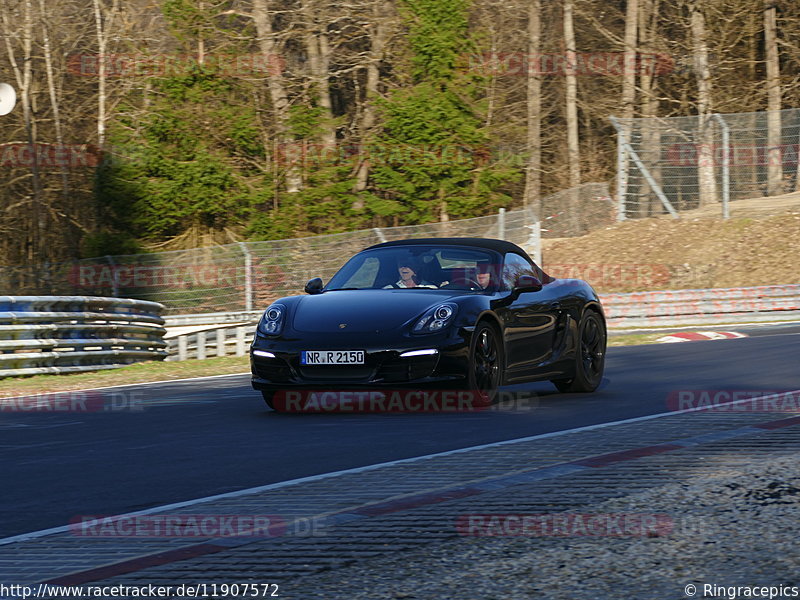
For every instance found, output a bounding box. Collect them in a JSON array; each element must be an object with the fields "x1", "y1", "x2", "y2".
[{"x1": 656, "y1": 331, "x2": 748, "y2": 343}]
